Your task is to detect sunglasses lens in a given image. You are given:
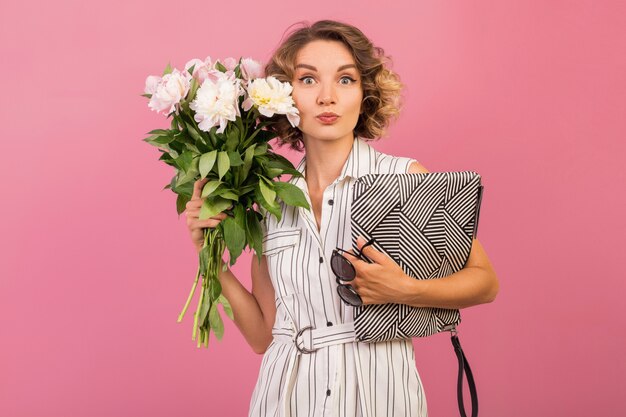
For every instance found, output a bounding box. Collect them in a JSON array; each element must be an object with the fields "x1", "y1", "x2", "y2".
[
  {"x1": 331, "y1": 255, "x2": 355, "y2": 281},
  {"x1": 337, "y1": 285, "x2": 362, "y2": 306}
]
